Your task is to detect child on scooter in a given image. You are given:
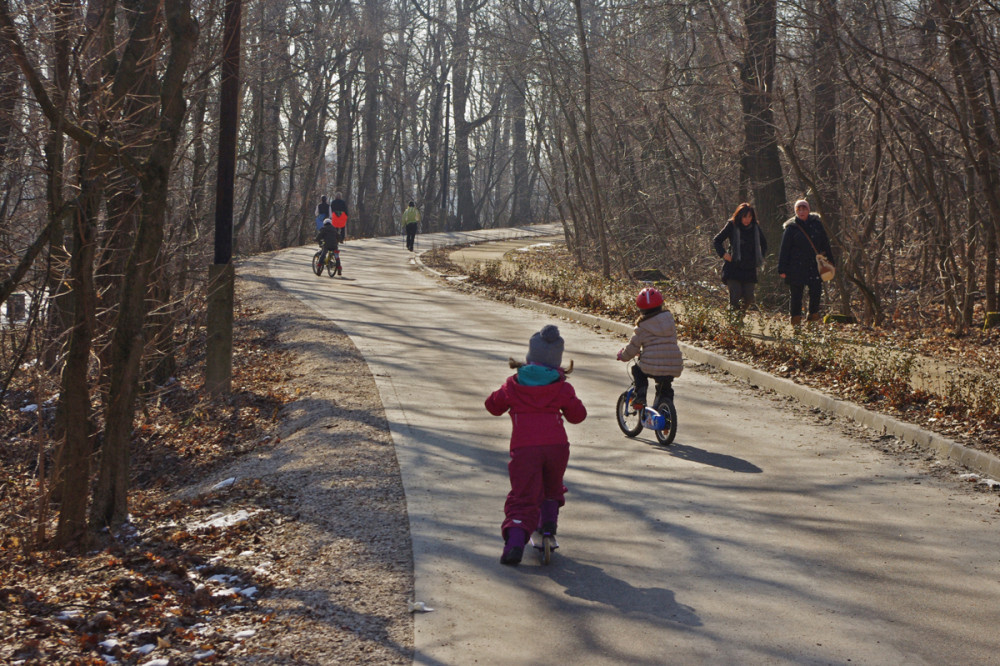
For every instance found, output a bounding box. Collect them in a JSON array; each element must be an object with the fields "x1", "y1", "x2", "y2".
[
  {"x1": 485, "y1": 325, "x2": 587, "y2": 565},
  {"x1": 617, "y1": 287, "x2": 683, "y2": 408}
]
